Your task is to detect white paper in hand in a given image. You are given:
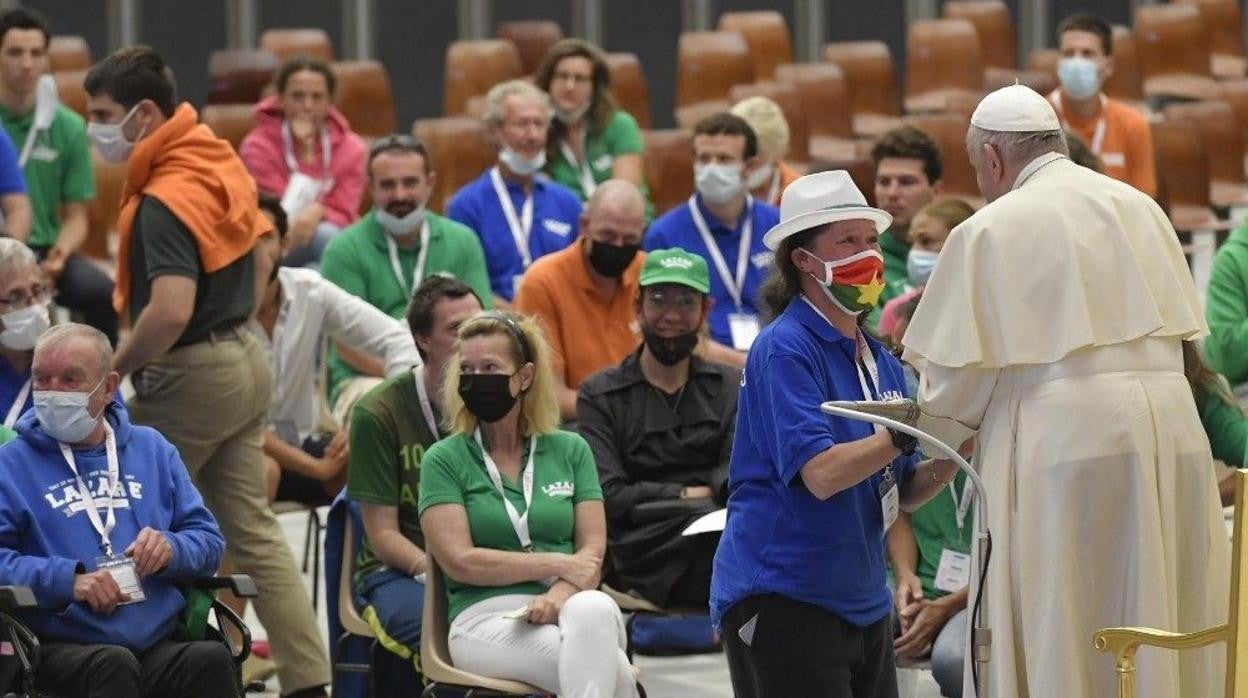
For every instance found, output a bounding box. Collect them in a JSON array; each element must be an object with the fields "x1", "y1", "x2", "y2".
[
  {"x1": 682, "y1": 508, "x2": 727, "y2": 536},
  {"x1": 501, "y1": 606, "x2": 530, "y2": 620},
  {"x1": 281, "y1": 172, "x2": 325, "y2": 217}
]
